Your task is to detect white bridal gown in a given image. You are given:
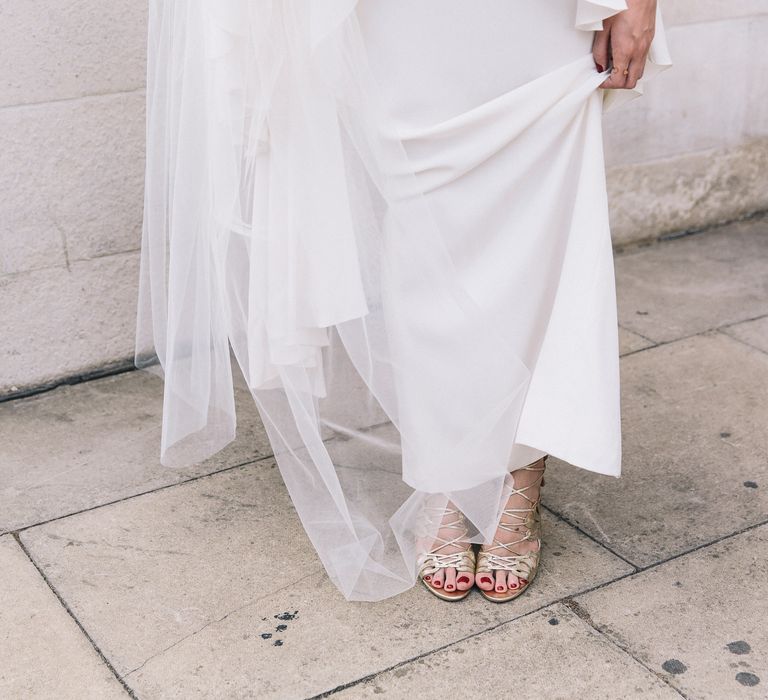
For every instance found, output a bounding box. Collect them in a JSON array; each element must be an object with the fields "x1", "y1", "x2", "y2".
[{"x1": 136, "y1": 0, "x2": 672, "y2": 601}]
